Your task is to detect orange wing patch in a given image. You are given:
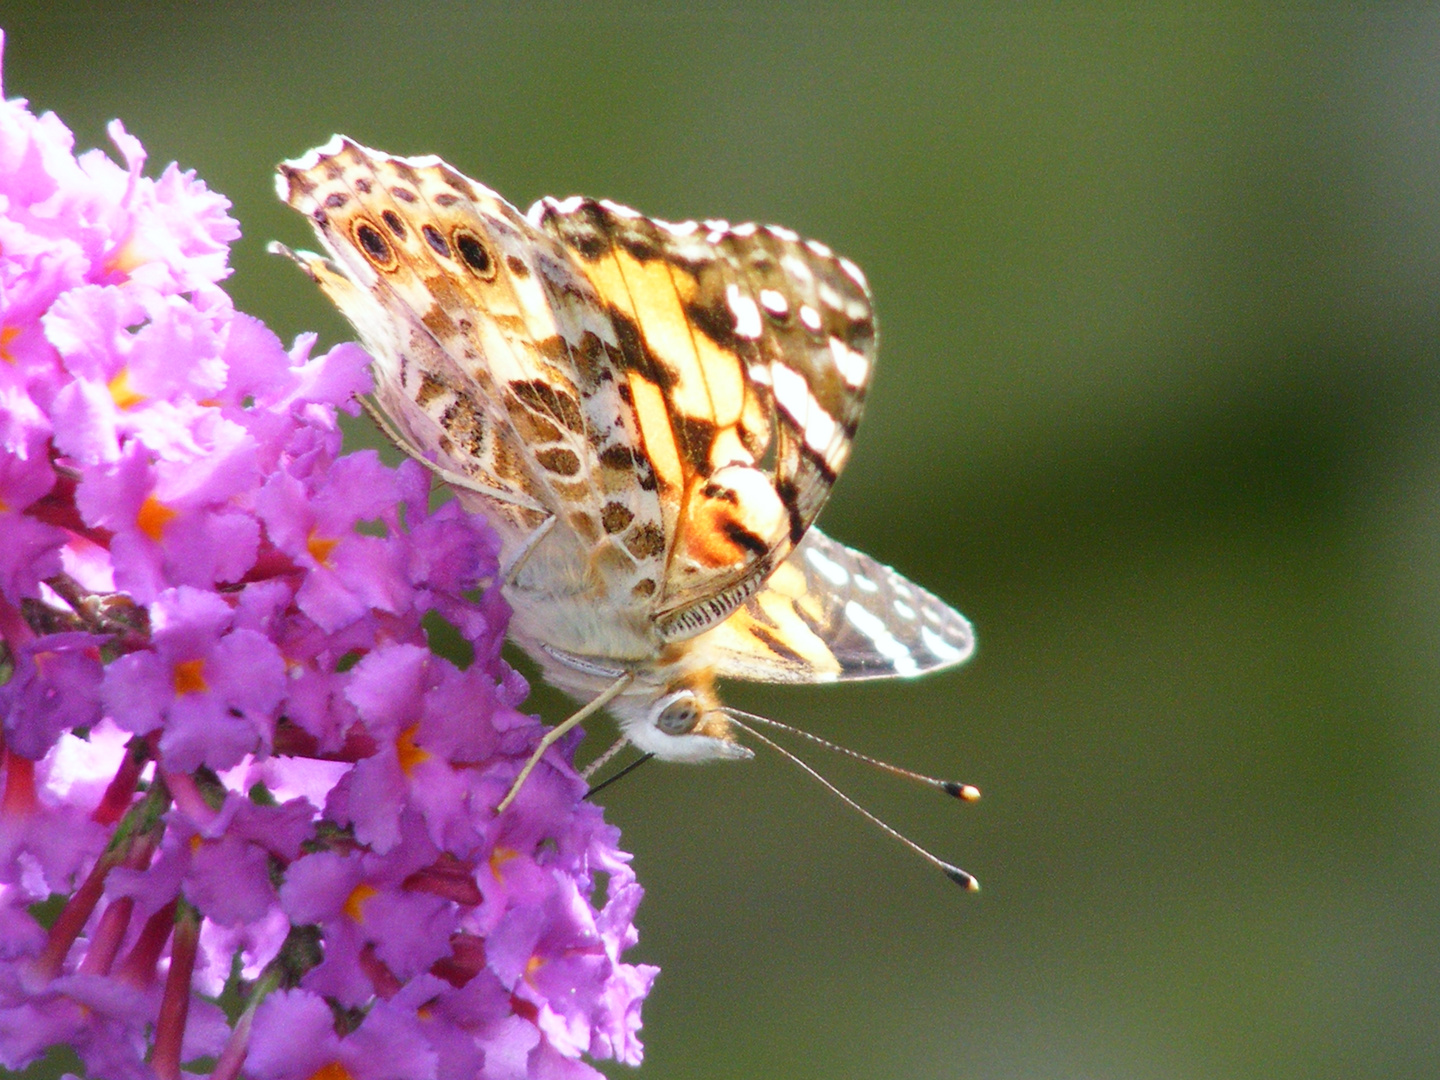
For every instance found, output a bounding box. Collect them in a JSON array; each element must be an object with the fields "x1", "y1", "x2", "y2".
[
  {"x1": 530, "y1": 196, "x2": 876, "y2": 643},
  {"x1": 693, "y1": 558, "x2": 843, "y2": 681},
  {"x1": 625, "y1": 372, "x2": 684, "y2": 494}
]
